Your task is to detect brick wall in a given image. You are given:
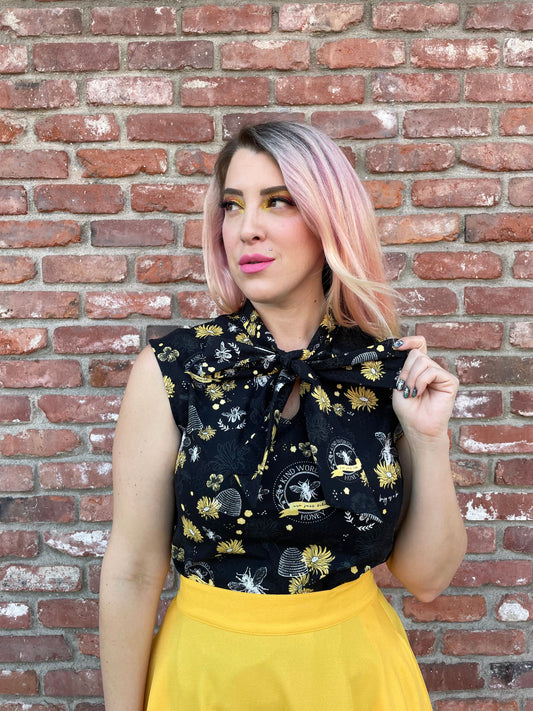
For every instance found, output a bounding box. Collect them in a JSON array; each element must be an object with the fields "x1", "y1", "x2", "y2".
[{"x1": 0, "y1": 2, "x2": 532, "y2": 709}]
